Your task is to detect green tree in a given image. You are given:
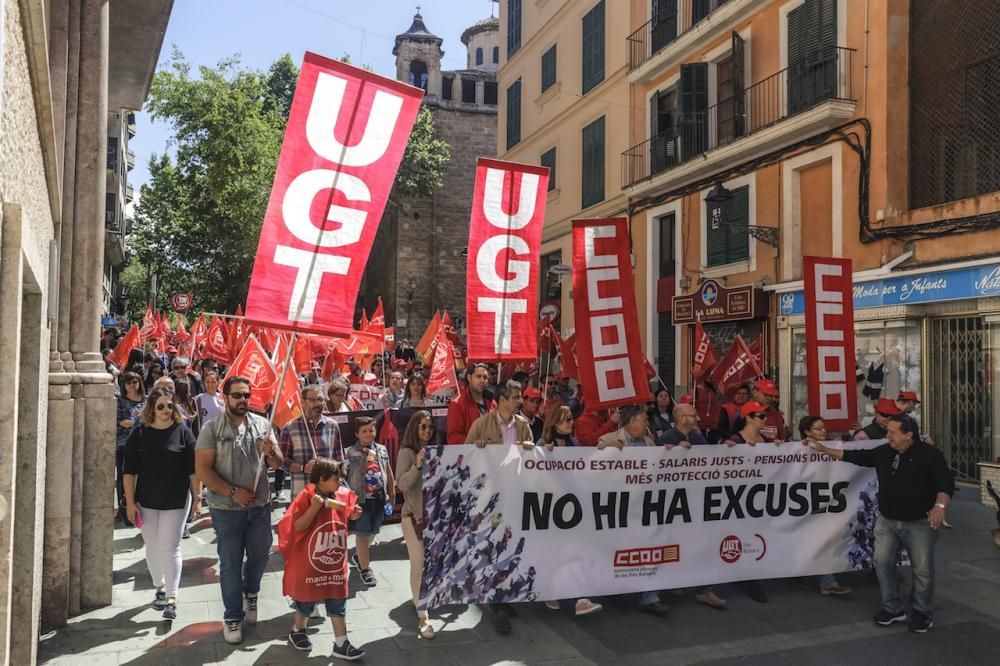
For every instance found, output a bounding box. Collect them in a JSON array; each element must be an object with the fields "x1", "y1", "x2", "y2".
[{"x1": 123, "y1": 49, "x2": 450, "y2": 318}]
